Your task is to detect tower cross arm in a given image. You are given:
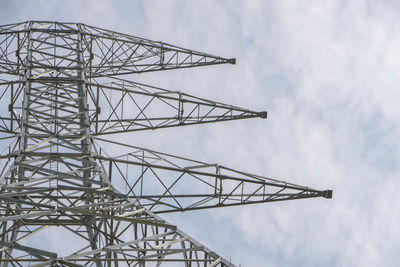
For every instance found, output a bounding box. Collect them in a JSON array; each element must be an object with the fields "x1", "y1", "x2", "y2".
[
  {"x1": 80, "y1": 24, "x2": 235, "y2": 77},
  {"x1": 92, "y1": 138, "x2": 332, "y2": 214},
  {"x1": 87, "y1": 78, "x2": 267, "y2": 135},
  {"x1": 0, "y1": 21, "x2": 235, "y2": 77}
]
